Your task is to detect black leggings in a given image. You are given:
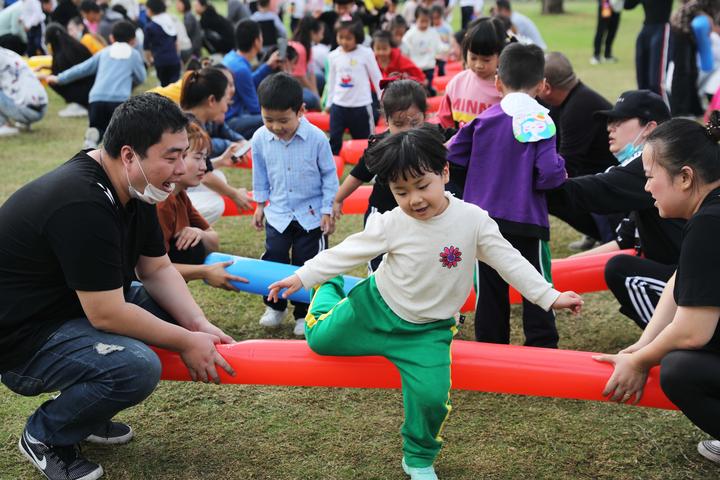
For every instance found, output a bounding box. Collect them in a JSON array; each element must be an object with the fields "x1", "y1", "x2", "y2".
[
  {"x1": 593, "y1": 1, "x2": 620, "y2": 58},
  {"x1": 661, "y1": 349, "x2": 720, "y2": 439},
  {"x1": 604, "y1": 254, "x2": 676, "y2": 329},
  {"x1": 475, "y1": 234, "x2": 558, "y2": 348}
]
